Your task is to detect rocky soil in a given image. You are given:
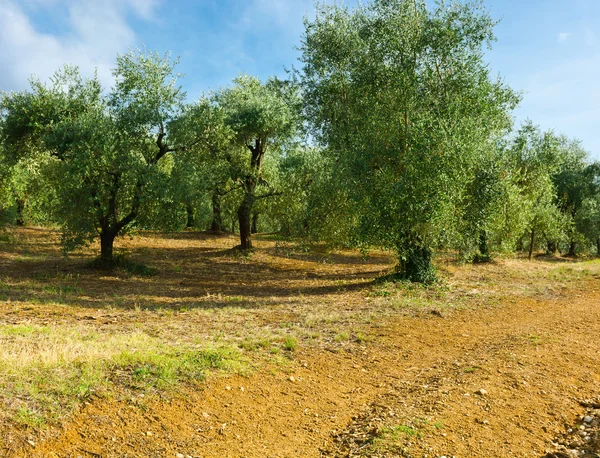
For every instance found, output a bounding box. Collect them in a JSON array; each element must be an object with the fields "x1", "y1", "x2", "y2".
[
  {"x1": 8, "y1": 284, "x2": 600, "y2": 458},
  {"x1": 543, "y1": 399, "x2": 600, "y2": 458}
]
